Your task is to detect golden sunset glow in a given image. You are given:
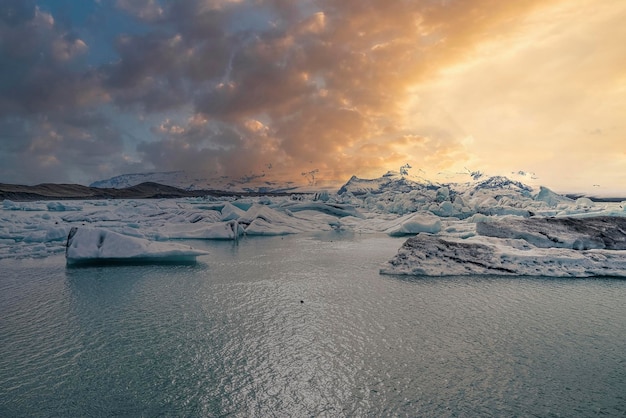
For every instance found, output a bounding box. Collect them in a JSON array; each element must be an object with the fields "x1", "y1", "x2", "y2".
[{"x1": 1, "y1": 0, "x2": 625, "y2": 193}]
